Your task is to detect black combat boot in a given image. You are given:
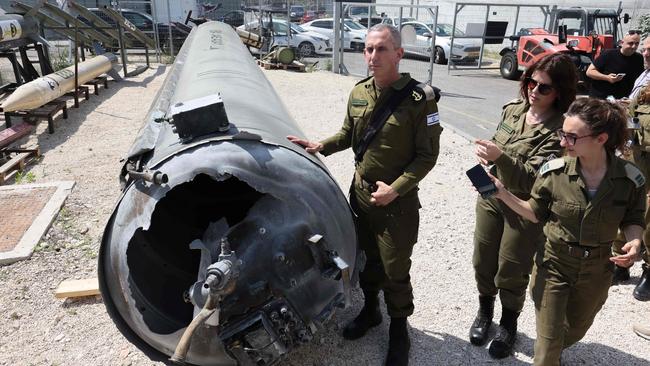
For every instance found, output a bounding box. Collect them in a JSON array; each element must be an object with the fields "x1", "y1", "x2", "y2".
[
  {"x1": 613, "y1": 265, "x2": 631, "y2": 284},
  {"x1": 488, "y1": 307, "x2": 519, "y2": 359},
  {"x1": 385, "y1": 317, "x2": 410, "y2": 366},
  {"x1": 342, "y1": 291, "x2": 382, "y2": 340},
  {"x1": 634, "y1": 264, "x2": 650, "y2": 301},
  {"x1": 469, "y1": 295, "x2": 495, "y2": 346}
]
